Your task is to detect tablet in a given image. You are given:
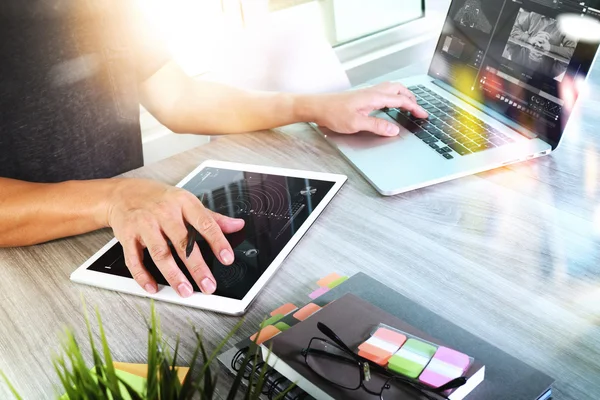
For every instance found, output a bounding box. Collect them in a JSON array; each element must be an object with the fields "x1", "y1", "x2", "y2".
[{"x1": 70, "y1": 160, "x2": 347, "y2": 315}]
